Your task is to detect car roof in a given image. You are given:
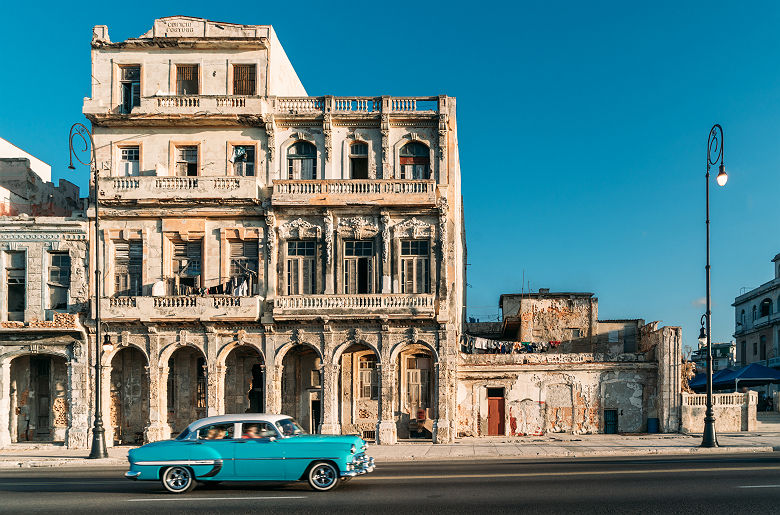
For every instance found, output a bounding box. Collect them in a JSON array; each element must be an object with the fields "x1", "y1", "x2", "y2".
[{"x1": 186, "y1": 413, "x2": 293, "y2": 431}]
